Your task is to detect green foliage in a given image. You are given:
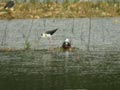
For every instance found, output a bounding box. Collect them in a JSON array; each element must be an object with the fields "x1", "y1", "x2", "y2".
[
  {"x1": 23, "y1": 0, "x2": 27, "y2": 2},
  {"x1": 73, "y1": 0, "x2": 79, "y2": 3},
  {"x1": 25, "y1": 41, "x2": 31, "y2": 50},
  {"x1": 116, "y1": 8, "x2": 120, "y2": 15},
  {"x1": 30, "y1": 0, "x2": 36, "y2": 3},
  {"x1": 65, "y1": 0, "x2": 70, "y2": 3}
]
